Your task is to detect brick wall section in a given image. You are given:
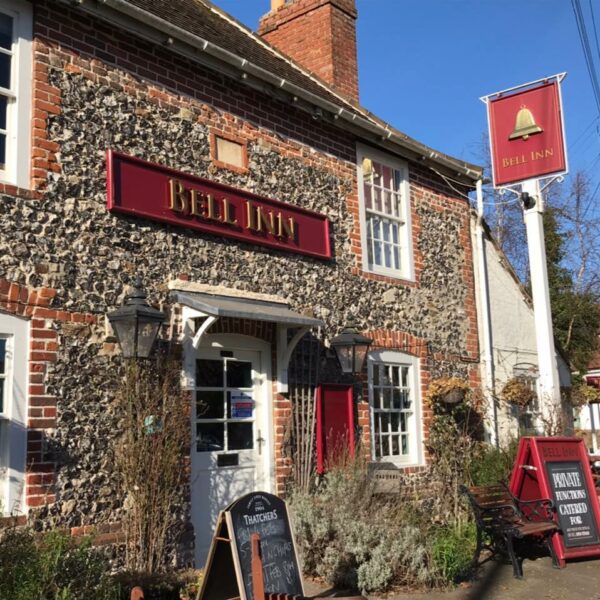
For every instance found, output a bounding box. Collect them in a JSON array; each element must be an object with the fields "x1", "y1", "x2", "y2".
[
  {"x1": 259, "y1": 0, "x2": 359, "y2": 103},
  {"x1": 0, "y1": 279, "x2": 96, "y2": 508}
]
